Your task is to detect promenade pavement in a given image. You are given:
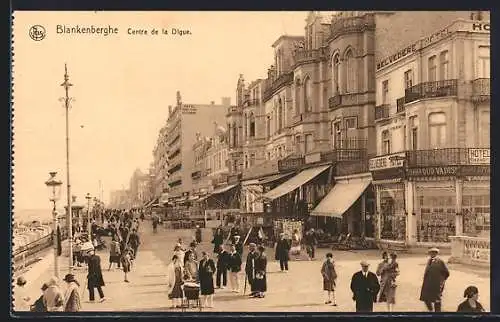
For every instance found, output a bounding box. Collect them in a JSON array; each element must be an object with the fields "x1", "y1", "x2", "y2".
[{"x1": 13, "y1": 220, "x2": 491, "y2": 313}]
